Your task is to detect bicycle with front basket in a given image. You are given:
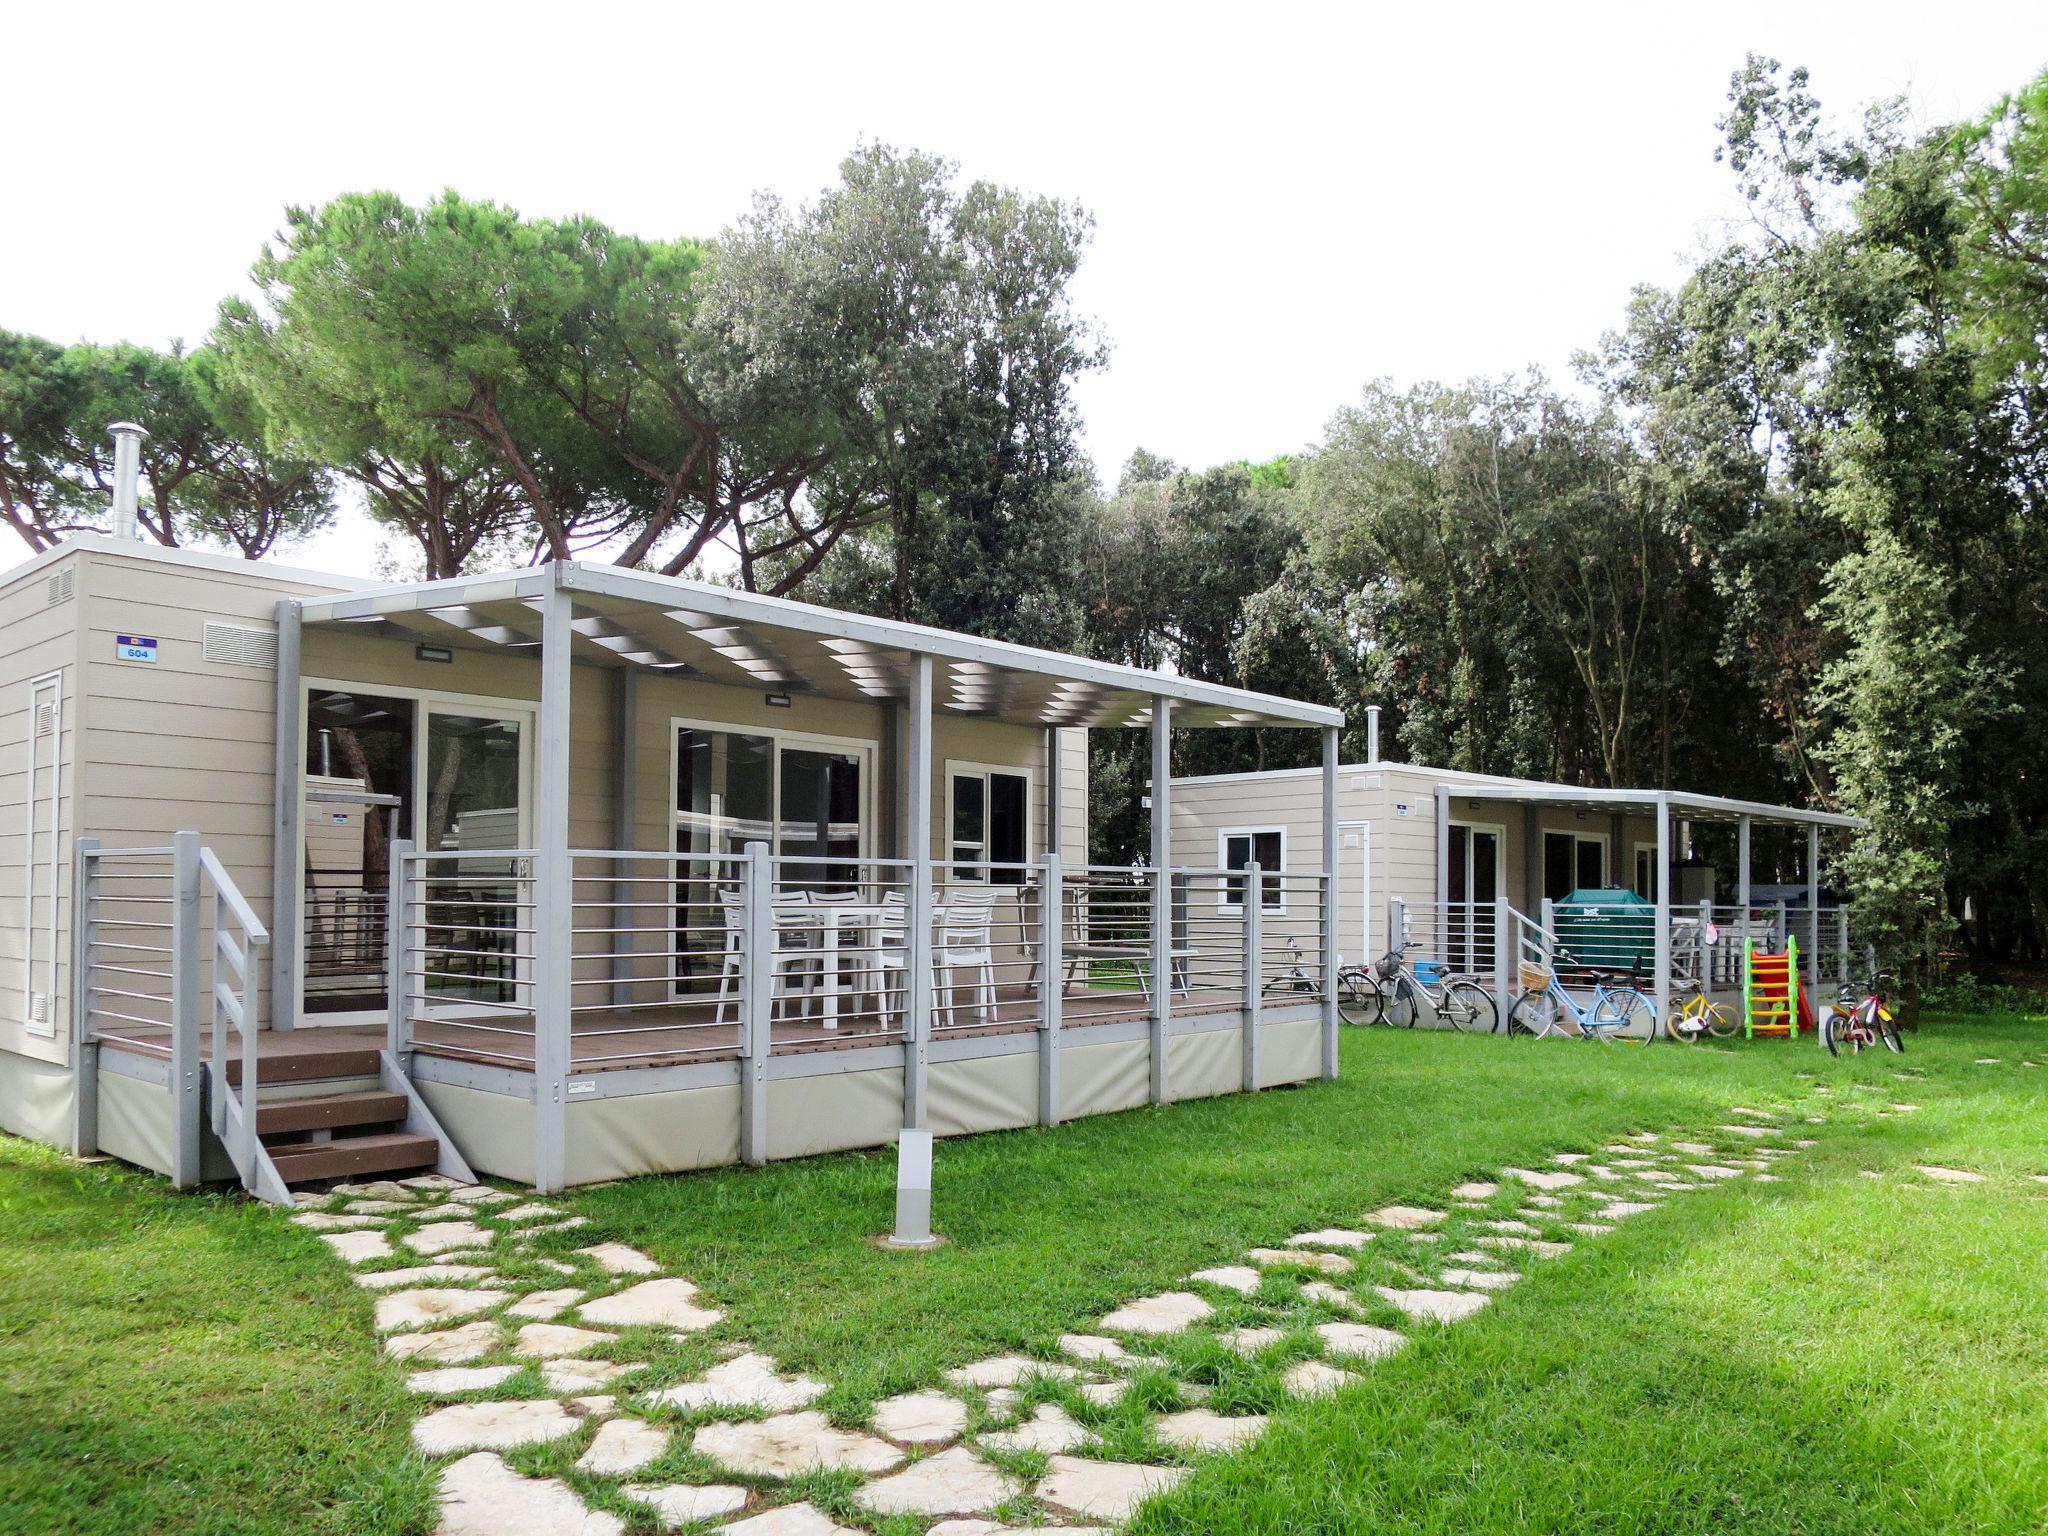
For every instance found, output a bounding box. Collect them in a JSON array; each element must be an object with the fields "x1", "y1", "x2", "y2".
[{"x1": 1503, "y1": 947, "x2": 1657, "y2": 1044}]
